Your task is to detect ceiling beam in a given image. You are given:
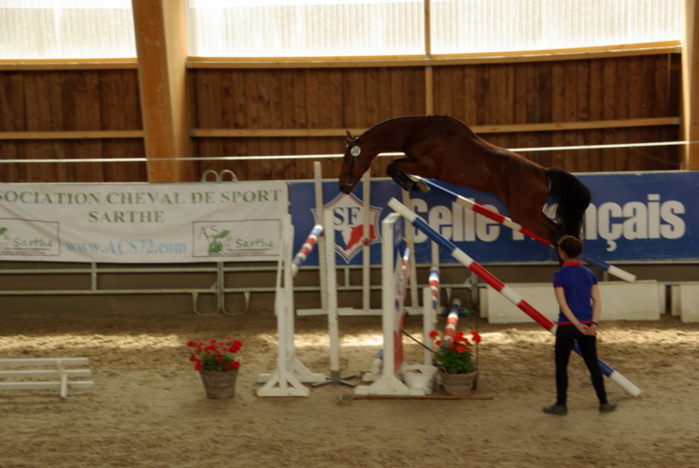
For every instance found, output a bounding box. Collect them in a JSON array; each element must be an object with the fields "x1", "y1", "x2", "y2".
[{"x1": 132, "y1": 0, "x2": 195, "y2": 182}]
